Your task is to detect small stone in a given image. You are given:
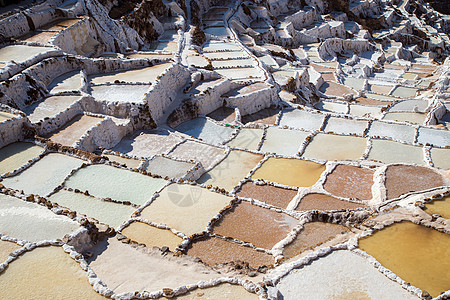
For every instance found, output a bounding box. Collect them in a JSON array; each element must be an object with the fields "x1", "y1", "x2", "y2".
[
  {"x1": 163, "y1": 288, "x2": 173, "y2": 296},
  {"x1": 248, "y1": 271, "x2": 258, "y2": 277},
  {"x1": 421, "y1": 290, "x2": 431, "y2": 299},
  {"x1": 116, "y1": 233, "x2": 127, "y2": 240},
  {"x1": 257, "y1": 265, "x2": 268, "y2": 274}
]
